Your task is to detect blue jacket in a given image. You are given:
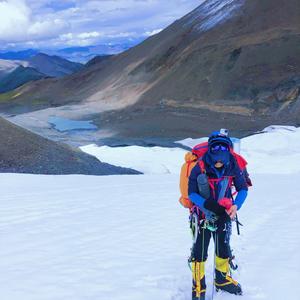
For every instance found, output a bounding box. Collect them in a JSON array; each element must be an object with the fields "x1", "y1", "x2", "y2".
[{"x1": 188, "y1": 152, "x2": 248, "y2": 215}]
